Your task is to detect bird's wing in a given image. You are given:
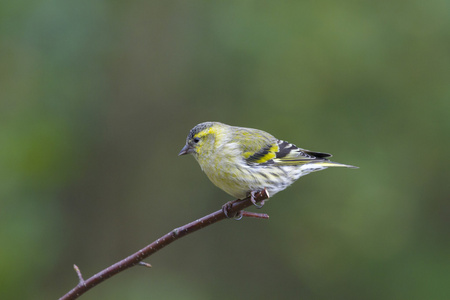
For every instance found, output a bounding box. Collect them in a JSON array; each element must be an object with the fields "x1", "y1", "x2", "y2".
[
  {"x1": 230, "y1": 127, "x2": 278, "y2": 164},
  {"x1": 242, "y1": 136, "x2": 332, "y2": 166},
  {"x1": 271, "y1": 140, "x2": 332, "y2": 166},
  {"x1": 230, "y1": 126, "x2": 335, "y2": 166}
]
